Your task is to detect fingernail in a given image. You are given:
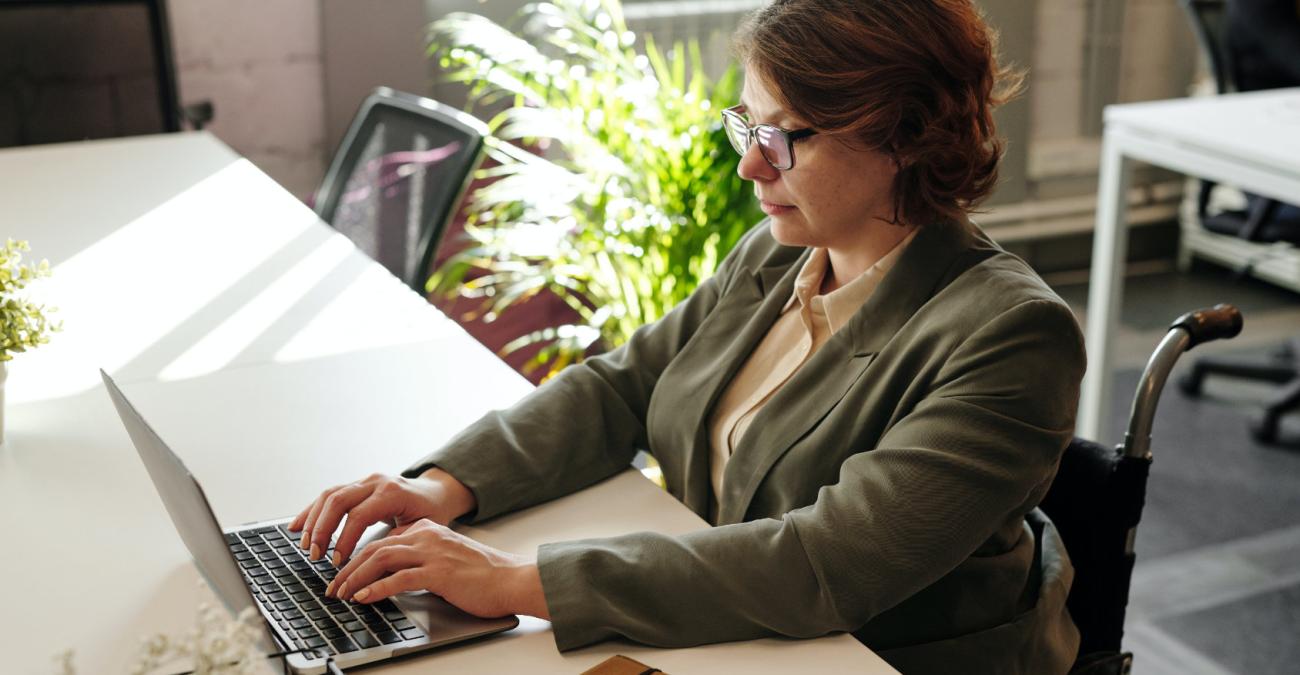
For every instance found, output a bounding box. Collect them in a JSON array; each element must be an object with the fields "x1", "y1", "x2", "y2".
[
  {"x1": 331, "y1": 552, "x2": 341, "y2": 567},
  {"x1": 338, "y1": 582, "x2": 349, "y2": 600},
  {"x1": 325, "y1": 581, "x2": 334, "y2": 597},
  {"x1": 353, "y1": 588, "x2": 371, "y2": 602},
  {"x1": 300, "y1": 533, "x2": 309, "y2": 549},
  {"x1": 309, "y1": 543, "x2": 320, "y2": 561}
]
